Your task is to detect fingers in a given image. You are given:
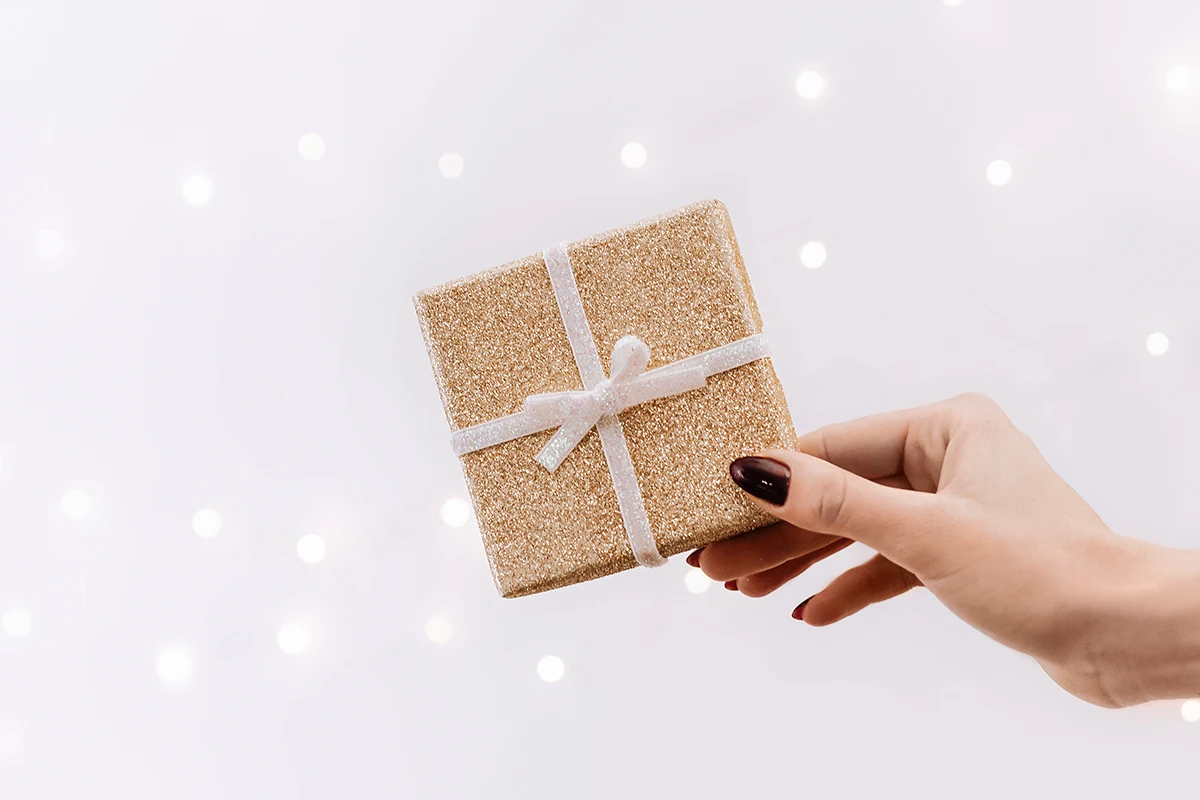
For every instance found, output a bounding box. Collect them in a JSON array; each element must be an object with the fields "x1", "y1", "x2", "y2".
[
  {"x1": 733, "y1": 450, "x2": 945, "y2": 571},
  {"x1": 736, "y1": 539, "x2": 854, "y2": 597},
  {"x1": 795, "y1": 408, "x2": 923, "y2": 480},
  {"x1": 695, "y1": 521, "x2": 840, "y2": 582},
  {"x1": 796, "y1": 554, "x2": 921, "y2": 626}
]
